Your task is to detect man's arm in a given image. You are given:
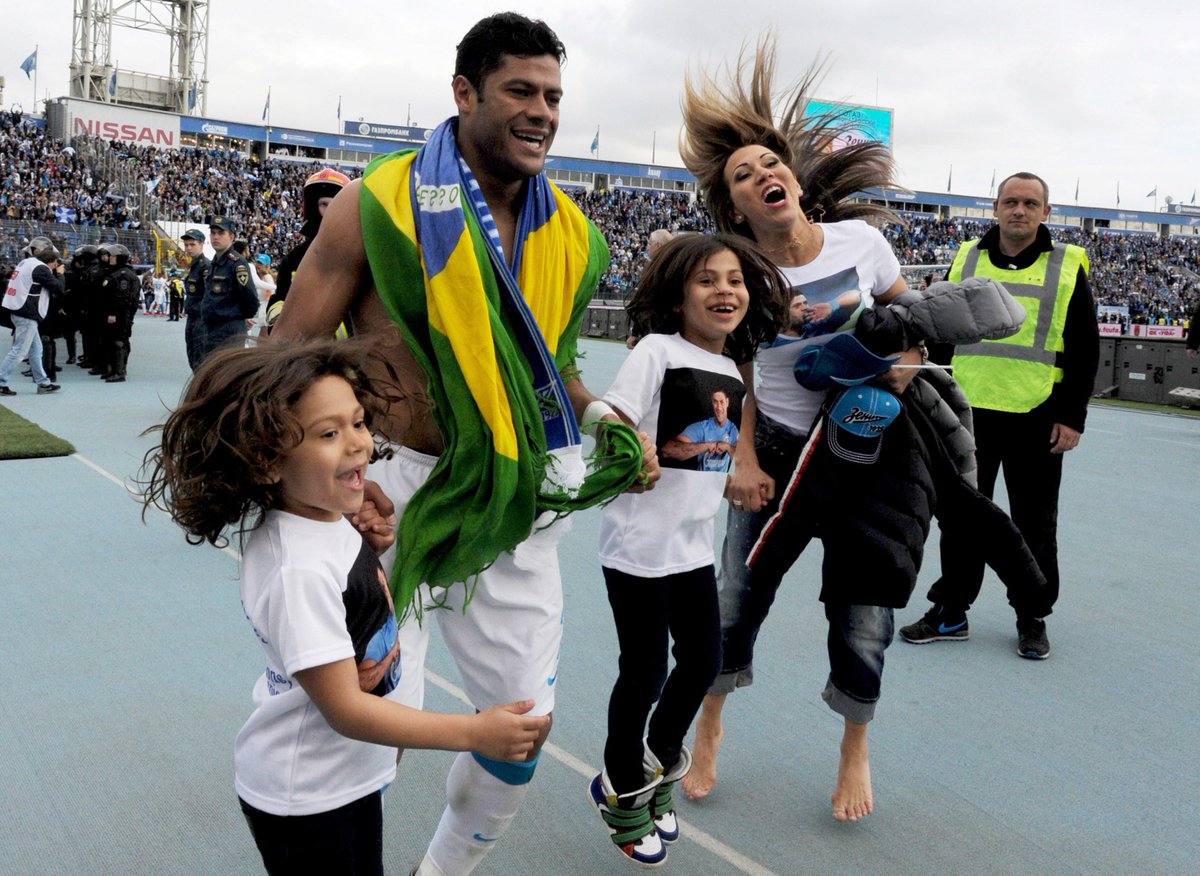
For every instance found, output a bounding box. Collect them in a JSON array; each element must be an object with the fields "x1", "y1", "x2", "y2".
[
  {"x1": 661, "y1": 433, "x2": 707, "y2": 461},
  {"x1": 273, "y1": 180, "x2": 370, "y2": 340},
  {"x1": 1049, "y1": 266, "x2": 1099, "y2": 452},
  {"x1": 1187, "y1": 299, "x2": 1200, "y2": 358}
]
